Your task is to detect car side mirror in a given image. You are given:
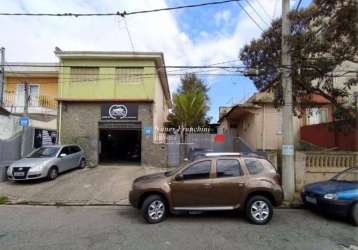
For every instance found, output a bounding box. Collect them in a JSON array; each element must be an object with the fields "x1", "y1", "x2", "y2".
[
  {"x1": 59, "y1": 153, "x2": 67, "y2": 158},
  {"x1": 175, "y1": 173, "x2": 184, "y2": 181}
]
